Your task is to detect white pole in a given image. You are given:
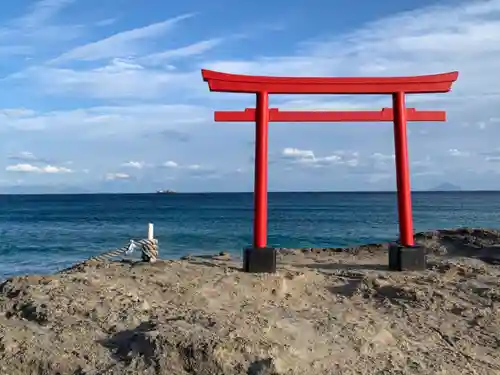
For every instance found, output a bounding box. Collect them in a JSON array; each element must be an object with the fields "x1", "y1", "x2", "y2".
[{"x1": 147, "y1": 223, "x2": 154, "y2": 240}]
